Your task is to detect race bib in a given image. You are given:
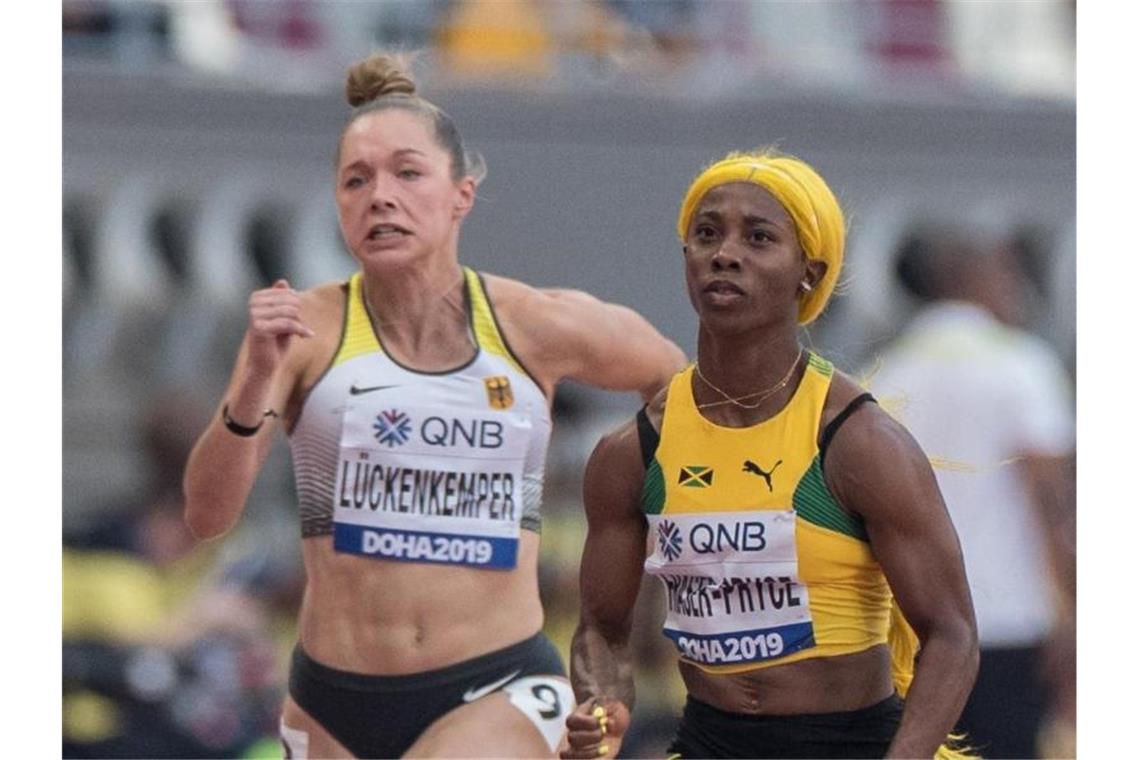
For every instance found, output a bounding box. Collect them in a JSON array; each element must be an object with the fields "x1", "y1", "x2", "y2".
[
  {"x1": 645, "y1": 510, "x2": 815, "y2": 666},
  {"x1": 332, "y1": 402, "x2": 529, "y2": 570}
]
